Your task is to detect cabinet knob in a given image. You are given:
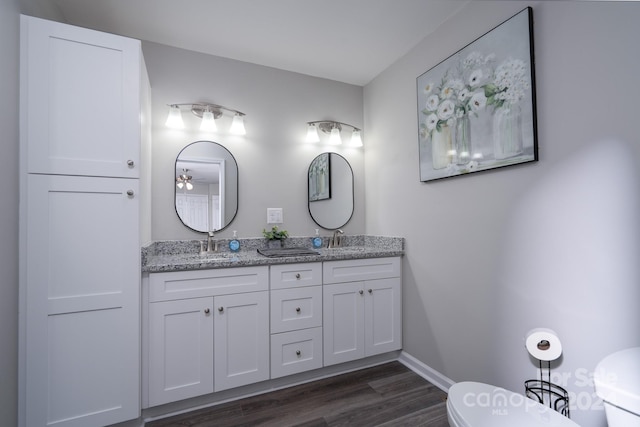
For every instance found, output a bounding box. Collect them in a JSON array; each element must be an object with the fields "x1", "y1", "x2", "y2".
[
  {"x1": 218, "y1": 307, "x2": 224, "y2": 313},
  {"x1": 127, "y1": 160, "x2": 134, "y2": 167},
  {"x1": 126, "y1": 190, "x2": 134, "y2": 197},
  {"x1": 296, "y1": 350, "x2": 301, "y2": 356},
  {"x1": 296, "y1": 307, "x2": 301, "y2": 313},
  {"x1": 368, "y1": 289, "x2": 373, "y2": 294},
  {"x1": 295, "y1": 273, "x2": 301, "y2": 279},
  {"x1": 204, "y1": 308, "x2": 210, "y2": 314},
  {"x1": 359, "y1": 290, "x2": 364, "y2": 295}
]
